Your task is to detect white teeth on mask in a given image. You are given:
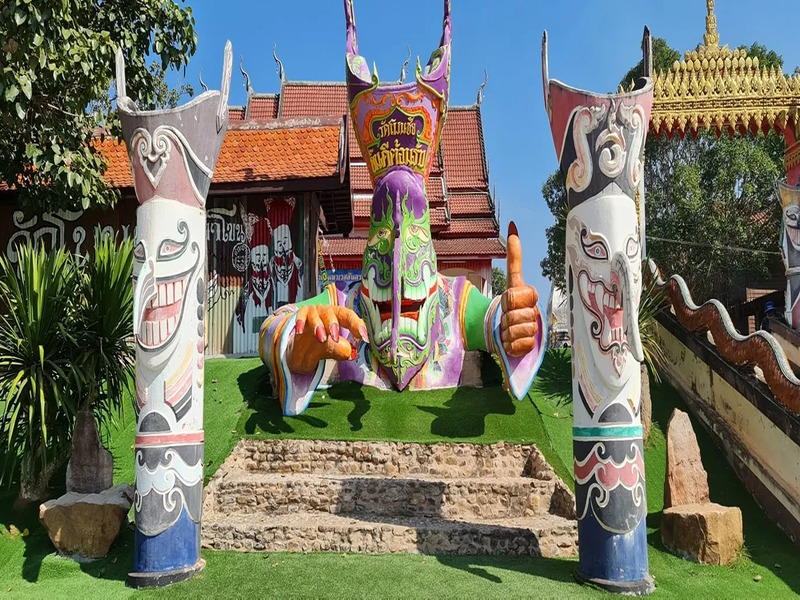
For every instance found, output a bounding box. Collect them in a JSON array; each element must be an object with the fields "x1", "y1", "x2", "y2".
[
  {"x1": 595, "y1": 283, "x2": 604, "y2": 310},
  {"x1": 403, "y1": 280, "x2": 425, "y2": 301},
  {"x1": 166, "y1": 282, "x2": 174, "y2": 305},
  {"x1": 602, "y1": 315, "x2": 612, "y2": 347}
]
